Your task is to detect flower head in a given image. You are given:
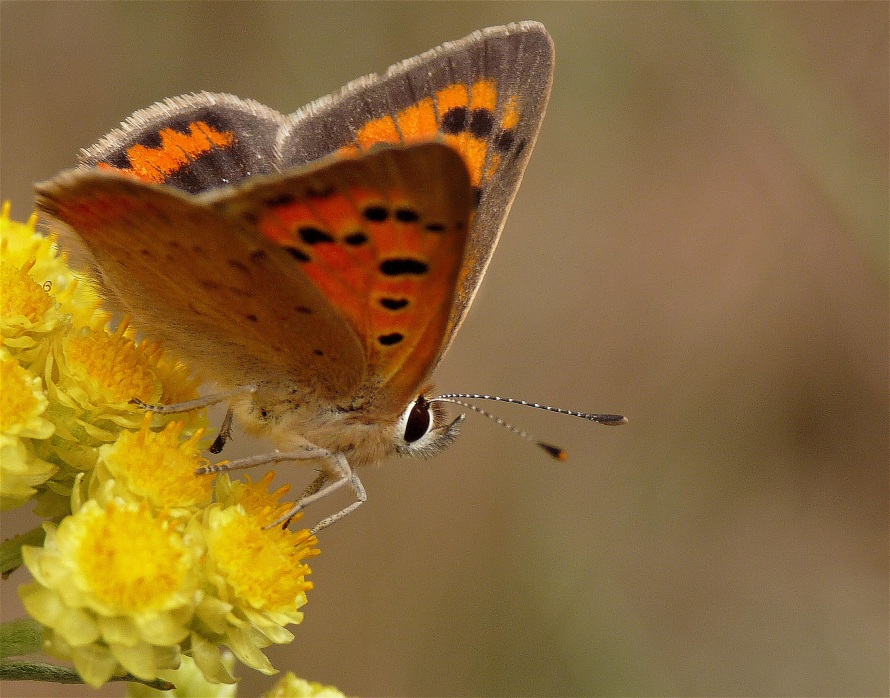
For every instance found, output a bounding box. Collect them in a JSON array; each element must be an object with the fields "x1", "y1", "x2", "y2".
[
  {"x1": 0, "y1": 349, "x2": 57, "y2": 509},
  {"x1": 19, "y1": 499, "x2": 202, "y2": 687},
  {"x1": 191, "y1": 474, "x2": 319, "y2": 676},
  {"x1": 93, "y1": 414, "x2": 212, "y2": 511},
  {"x1": 127, "y1": 653, "x2": 238, "y2": 698},
  {"x1": 0, "y1": 203, "x2": 103, "y2": 357},
  {"x1": 0, "y1": 434, "x2": 57, "y2": 510},
  {"x1": 1, "y1": 349, "x2": 53, "y2": 439},
  {"x1": 1, "y1": 207, "x2": 204, "y2": 514},
  {"x1": 264, "y1": 673, "x2": 347, "y2": 698},
  {"x1": 6, "y1": 208, "x2": 320, "y2": 689}
]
